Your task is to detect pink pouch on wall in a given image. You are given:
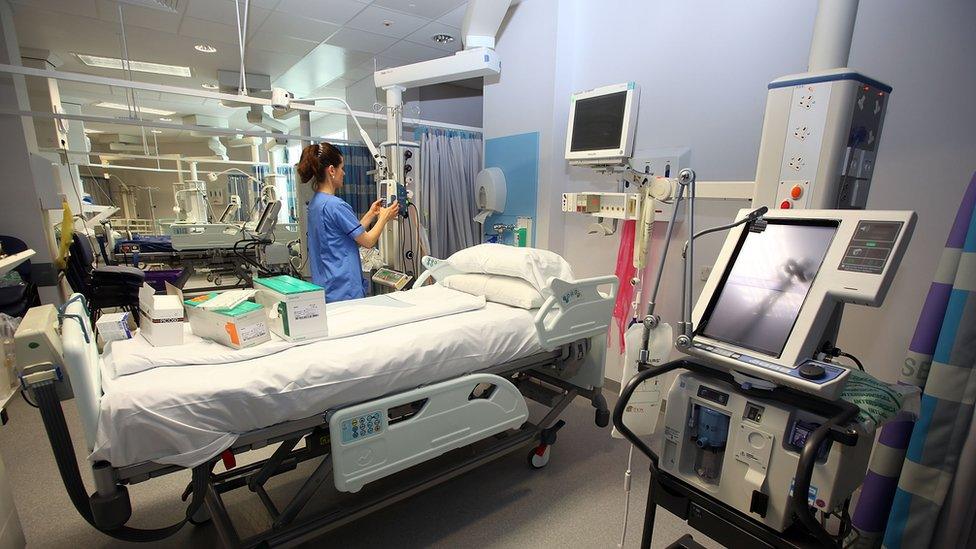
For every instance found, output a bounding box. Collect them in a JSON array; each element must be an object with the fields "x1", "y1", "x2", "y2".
[{"x1": 611, "y1": 220, "x2": 637, "y2": 350}]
